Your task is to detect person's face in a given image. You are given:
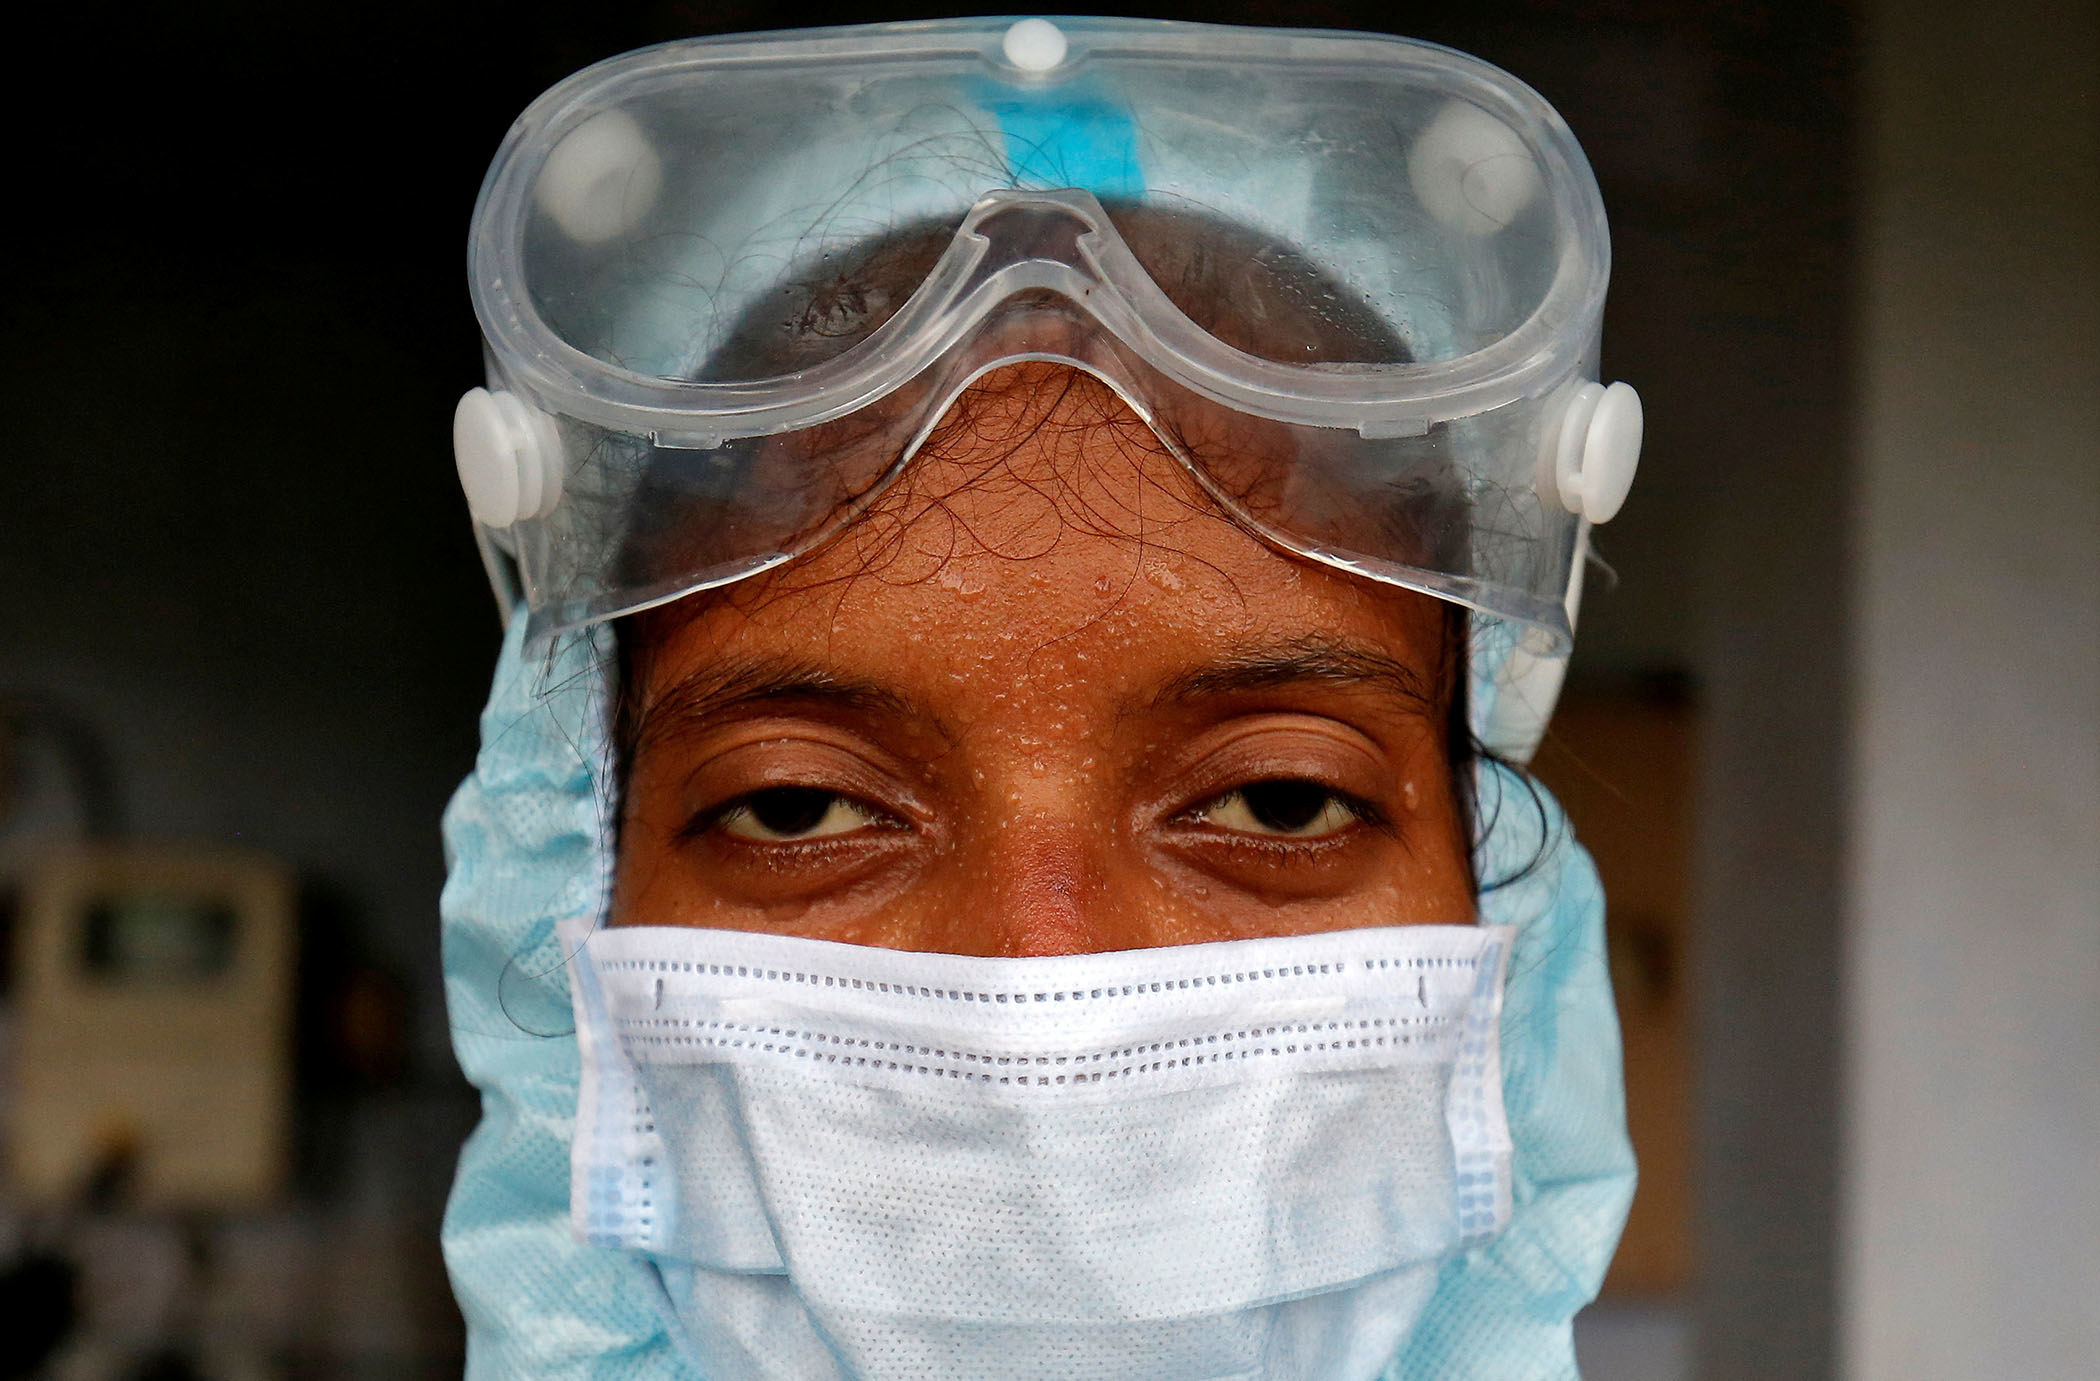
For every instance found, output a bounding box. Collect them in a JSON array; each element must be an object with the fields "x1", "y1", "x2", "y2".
[{"x1": 612, "y1": 364, "x2": 1473, "y2": 956}]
